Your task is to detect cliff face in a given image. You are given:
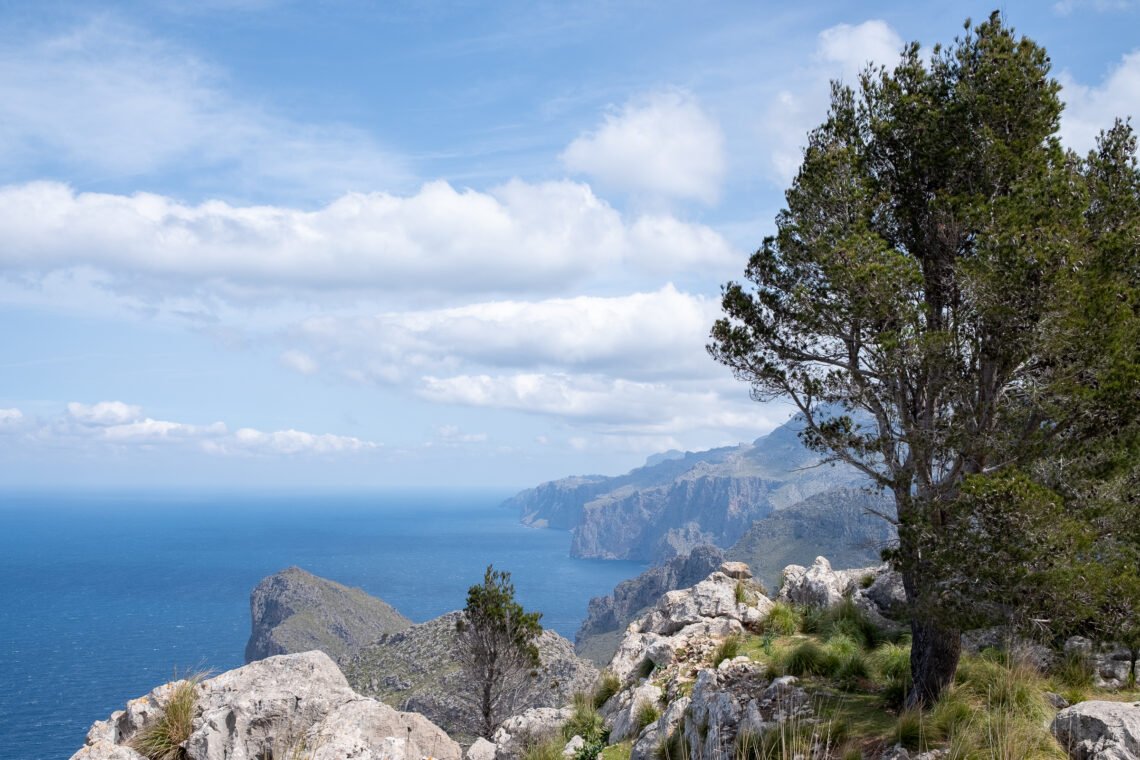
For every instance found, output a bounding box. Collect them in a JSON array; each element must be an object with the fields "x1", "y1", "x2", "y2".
[
  {"x1": 726, "y1": 488, "x2": 898, "y2": 590},
  {"x1": 575, "y1": 545, "x2": 727, "y2": 665},
  {"x1": 509, "y1": 419, "x2": 867, "y2": 562},
  {"x1": 245, "y1": 566, "x2": 411, "y2": 664}
]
